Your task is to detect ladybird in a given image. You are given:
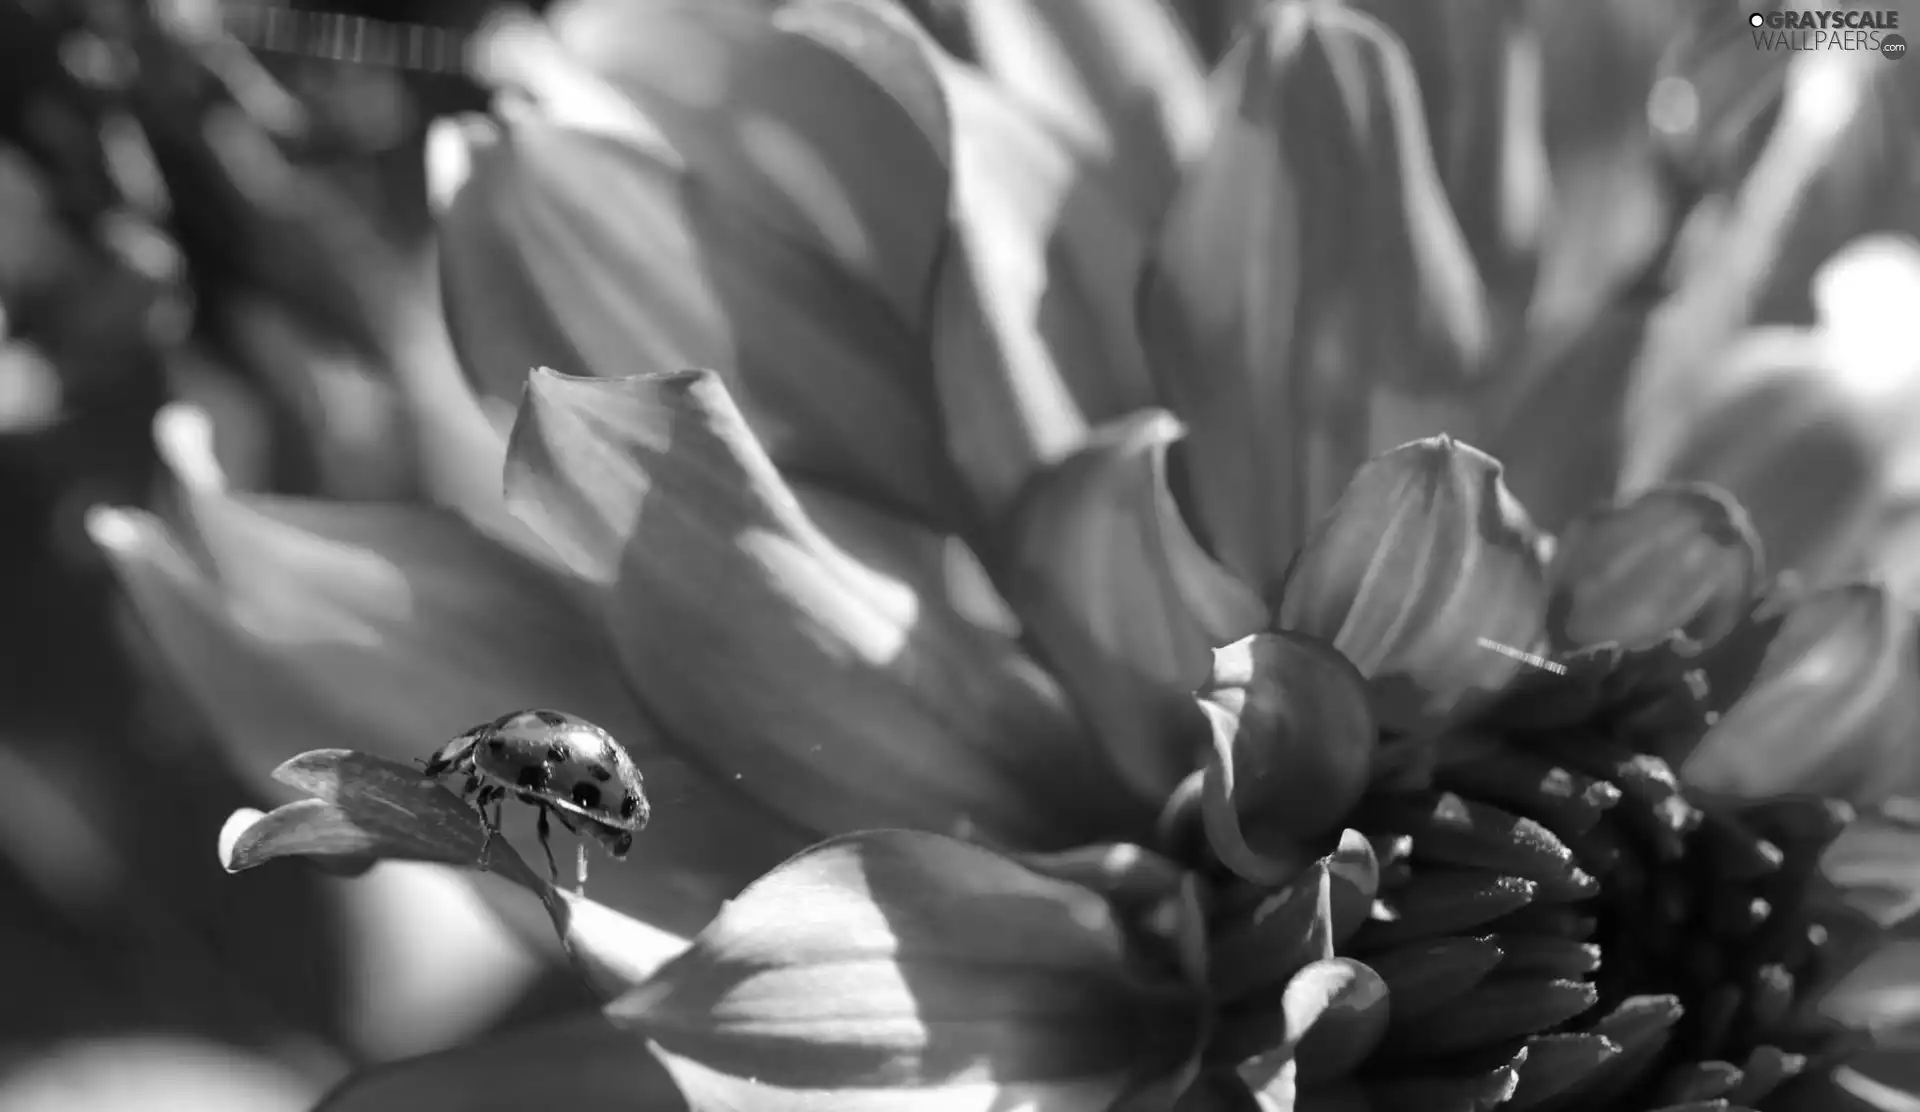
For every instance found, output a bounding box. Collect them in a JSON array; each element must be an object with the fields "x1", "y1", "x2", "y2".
[{"x1": 420, "y1": 709, "x2": 650, "y2": 893}]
